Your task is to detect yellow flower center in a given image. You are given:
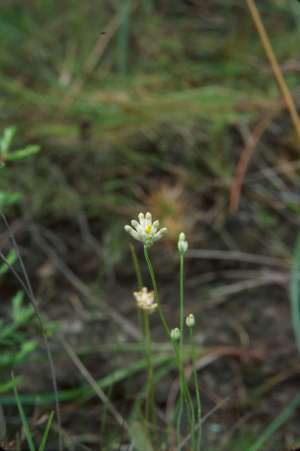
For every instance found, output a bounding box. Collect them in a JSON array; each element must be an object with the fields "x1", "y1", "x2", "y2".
[{"x1": 145, "y1": 225, "x2": 152, "y2": 234}]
